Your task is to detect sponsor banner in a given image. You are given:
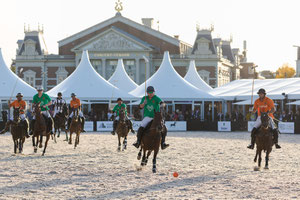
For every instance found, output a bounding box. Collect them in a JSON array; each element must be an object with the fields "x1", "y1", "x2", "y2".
[
  {"x1": 278, "y1": 122, "x2": 294, "y2": 134},
  {"x1": 218, "y1": 121, "x2": 231, "y2": 132},
  {"x1": 96, "y1": 121, "x2": 186, "y2": 131},
  {"x1": 165, "y1": 121, "x2": 186, "y2": 131},
  {"x1": 248, "y1": 121, "x2": 256, "y2": 132},
  {"x1": 85, "y1": 121, "x2": 94, "y2": 132}
]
